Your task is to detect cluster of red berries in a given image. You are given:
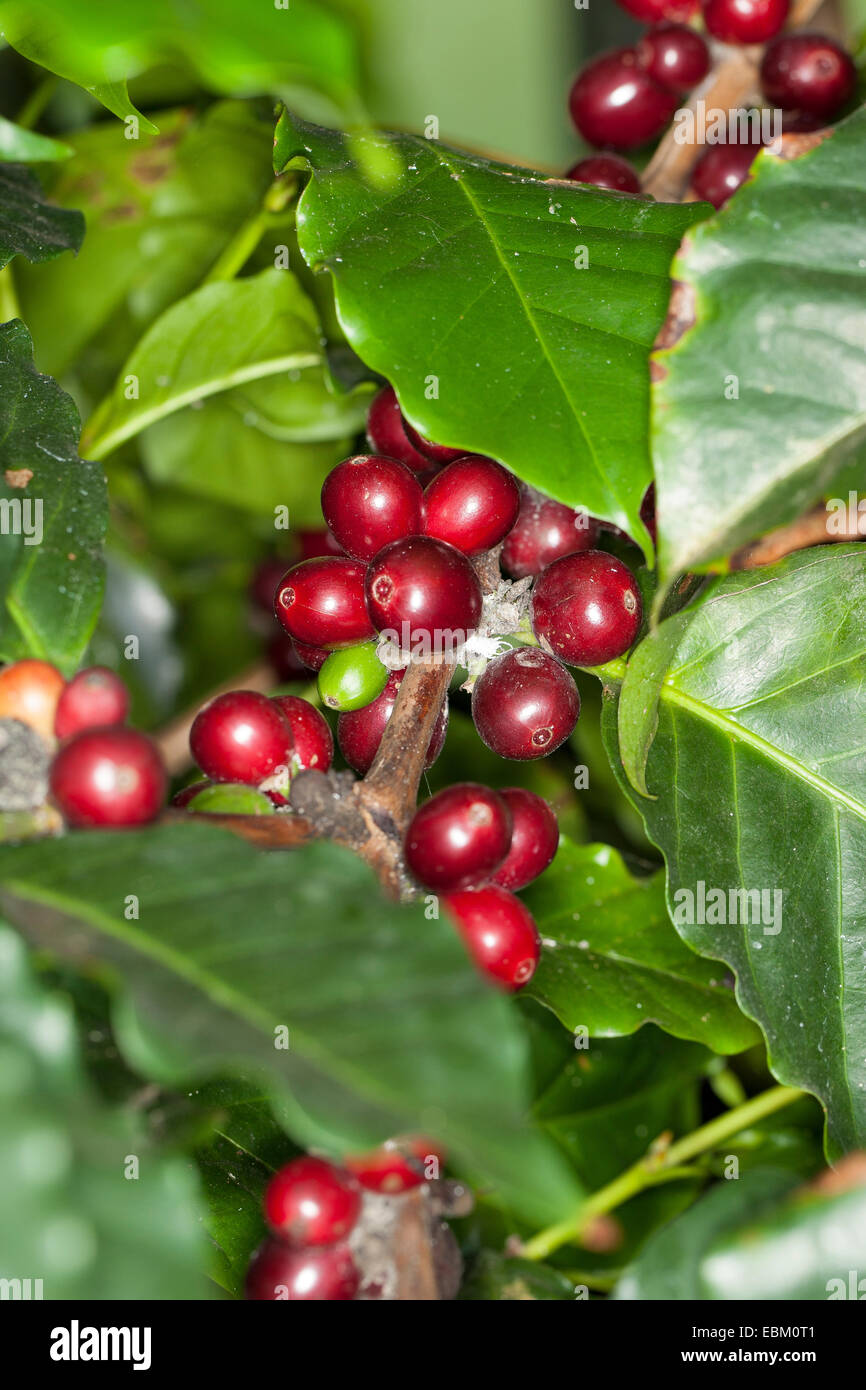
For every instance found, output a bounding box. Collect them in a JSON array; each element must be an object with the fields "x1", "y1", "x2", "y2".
[
  {"x1": 0, "y1": 657, "x2": 166, "y2": 827},
  {"x1": 566, "y1": 1, "x2": 855, "y2": 210},
  {"x1": 246, "y1": 1139, "x2": 444, "y2": 1300}
]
